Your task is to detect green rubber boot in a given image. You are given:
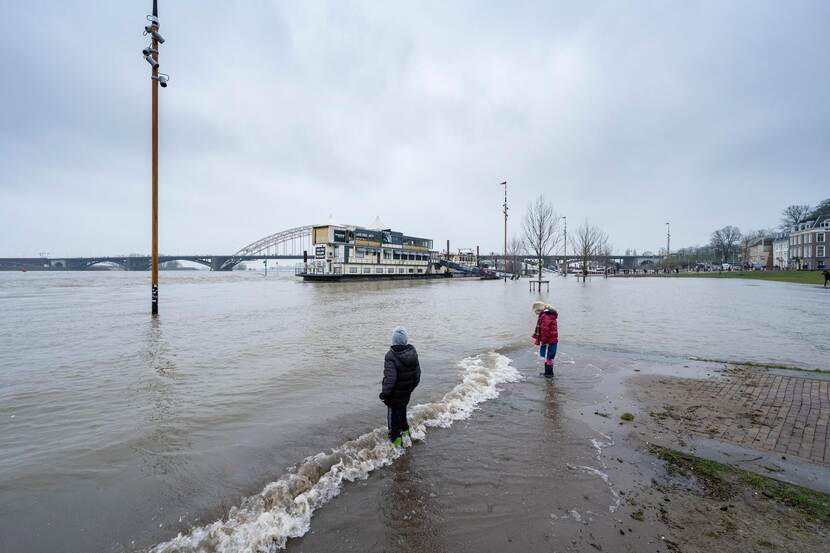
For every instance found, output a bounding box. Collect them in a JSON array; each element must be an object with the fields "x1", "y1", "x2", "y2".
[
  {"x1": 401, "y1": 430, "x2": 411, "y2": 446},
  {"x1": 392, "y1": 436, "x2": 403, "y2": 447}
]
